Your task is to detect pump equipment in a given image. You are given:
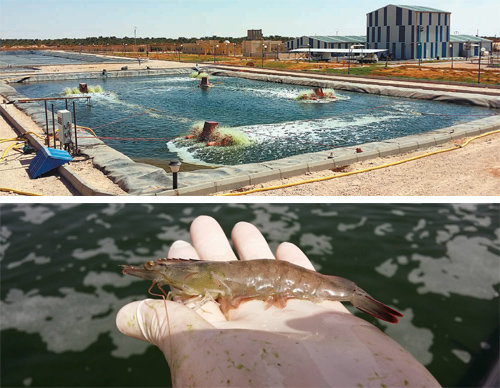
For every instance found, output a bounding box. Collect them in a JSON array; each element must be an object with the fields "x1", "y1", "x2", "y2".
[{"x1": 57, "y1": 110, "x2": 73, "y2": 146}]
